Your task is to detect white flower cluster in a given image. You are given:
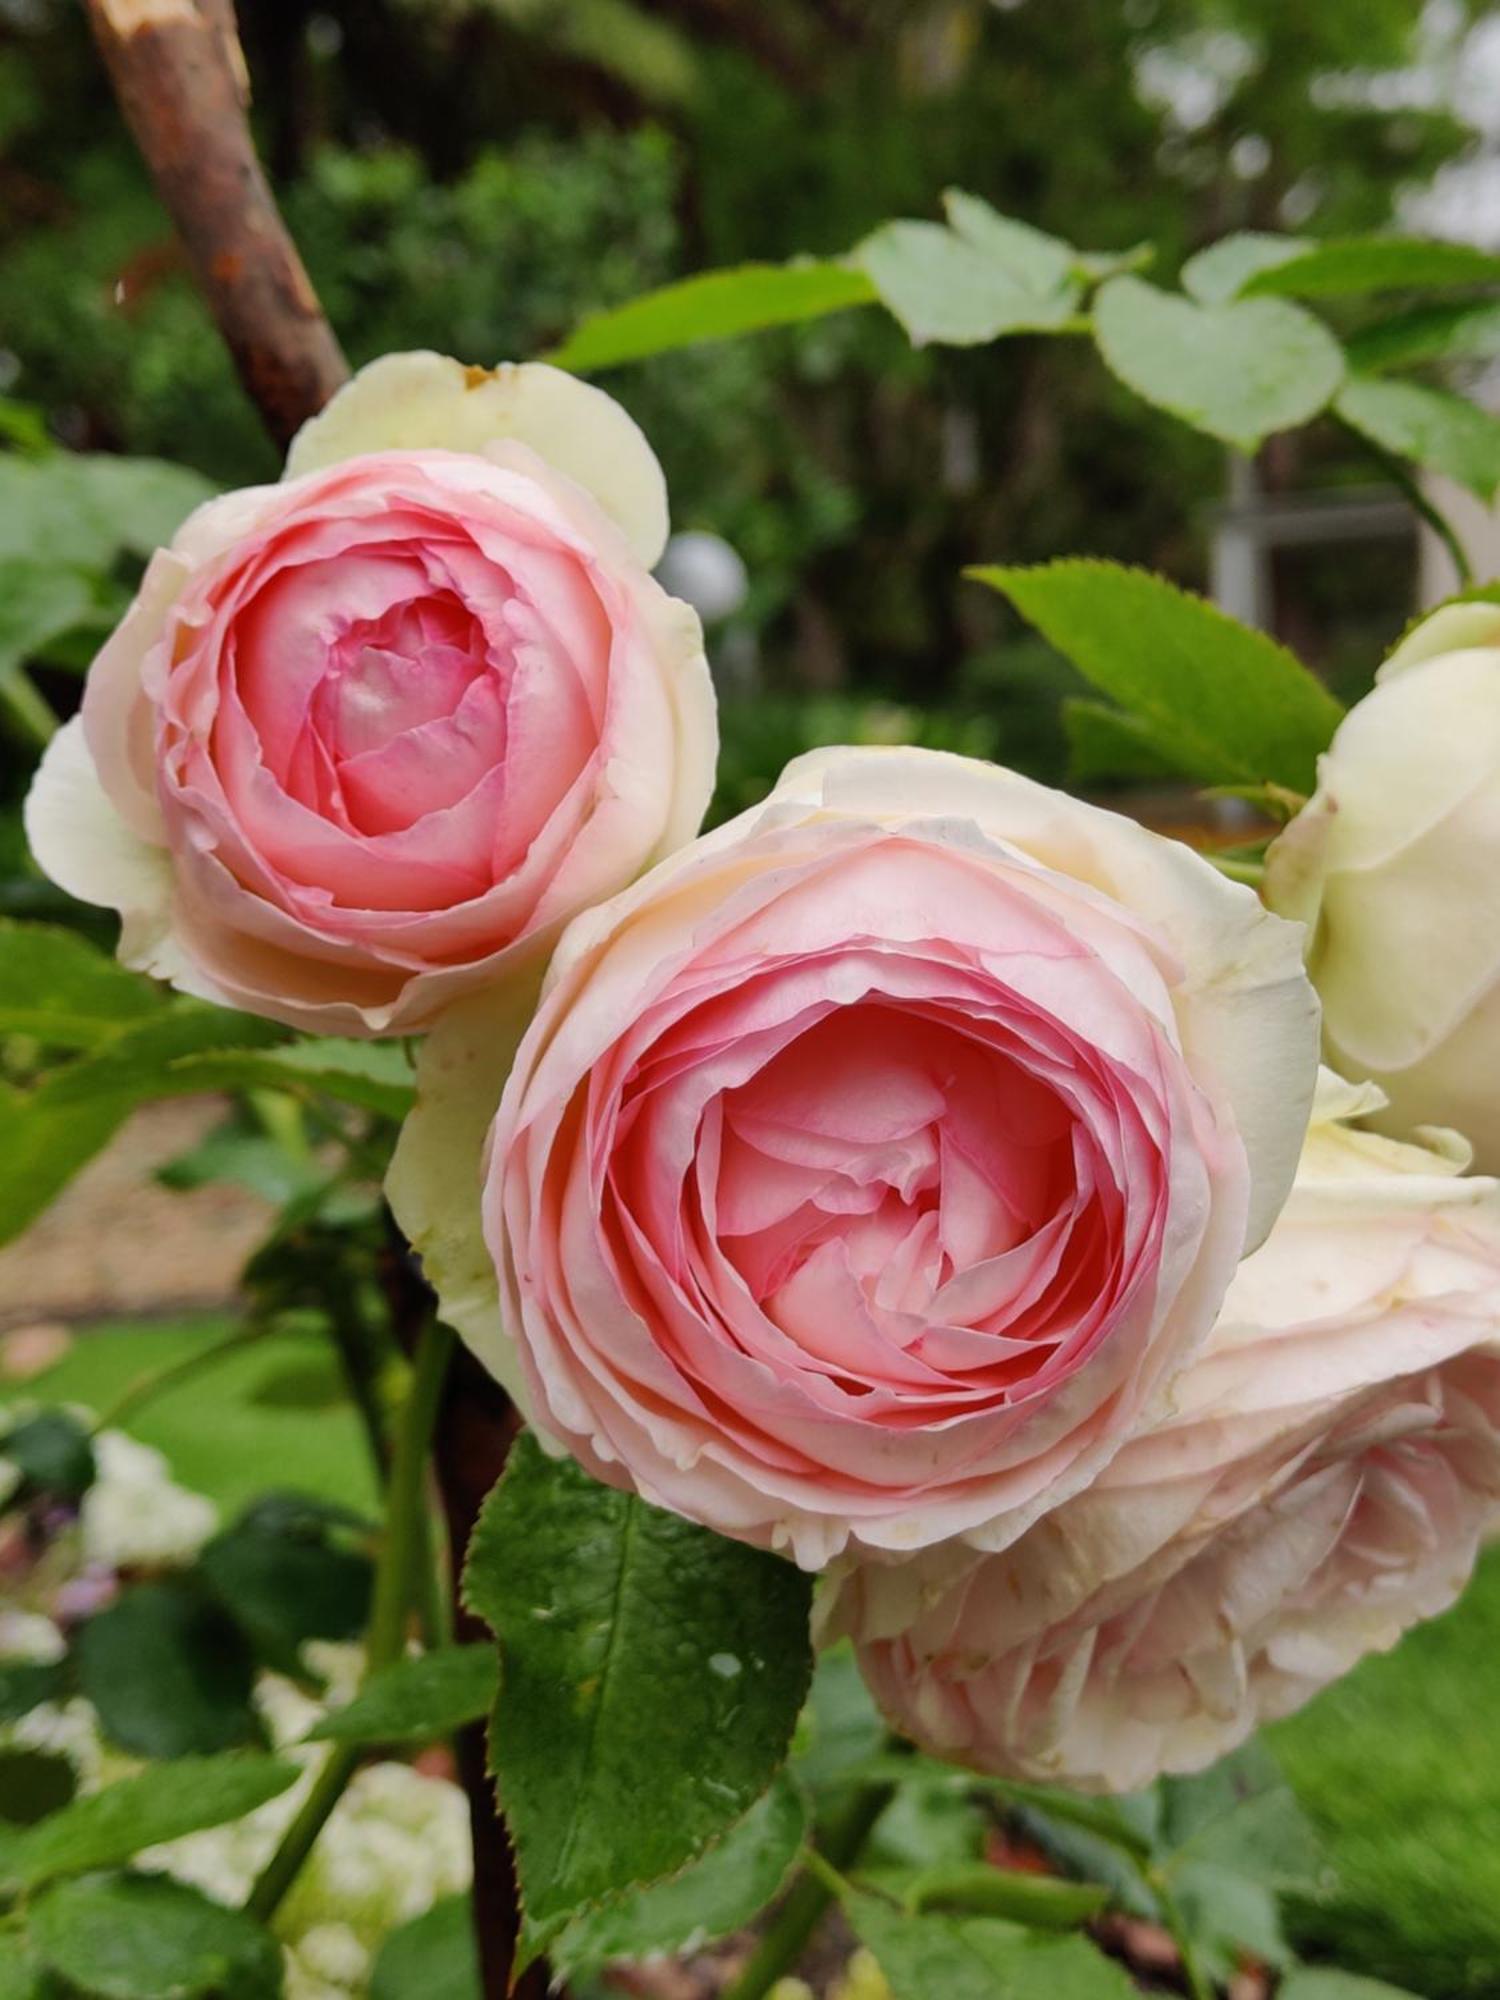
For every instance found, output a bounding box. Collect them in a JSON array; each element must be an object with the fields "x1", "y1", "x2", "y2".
[
  {"x1": 80, "y1": 1430, "x2": 220, "y2": 1570},
  {"x1": 147, "y1": 1644, "x2": 472, "y2": 2000}
]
